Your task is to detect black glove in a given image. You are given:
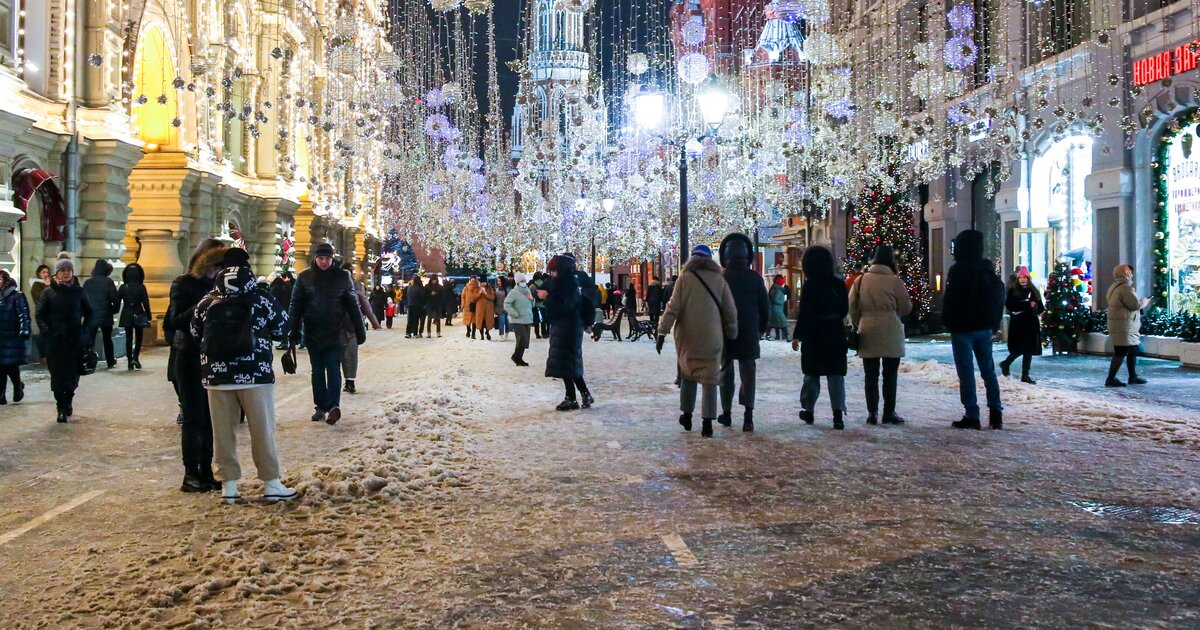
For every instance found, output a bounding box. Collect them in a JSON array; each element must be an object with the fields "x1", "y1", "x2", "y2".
[
  {"x1": 356, "y1": 332, "x2": 367, "y2": 346},
  {"x1": 655, "y1": 335, "x2": 665, "y2": 355}
]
